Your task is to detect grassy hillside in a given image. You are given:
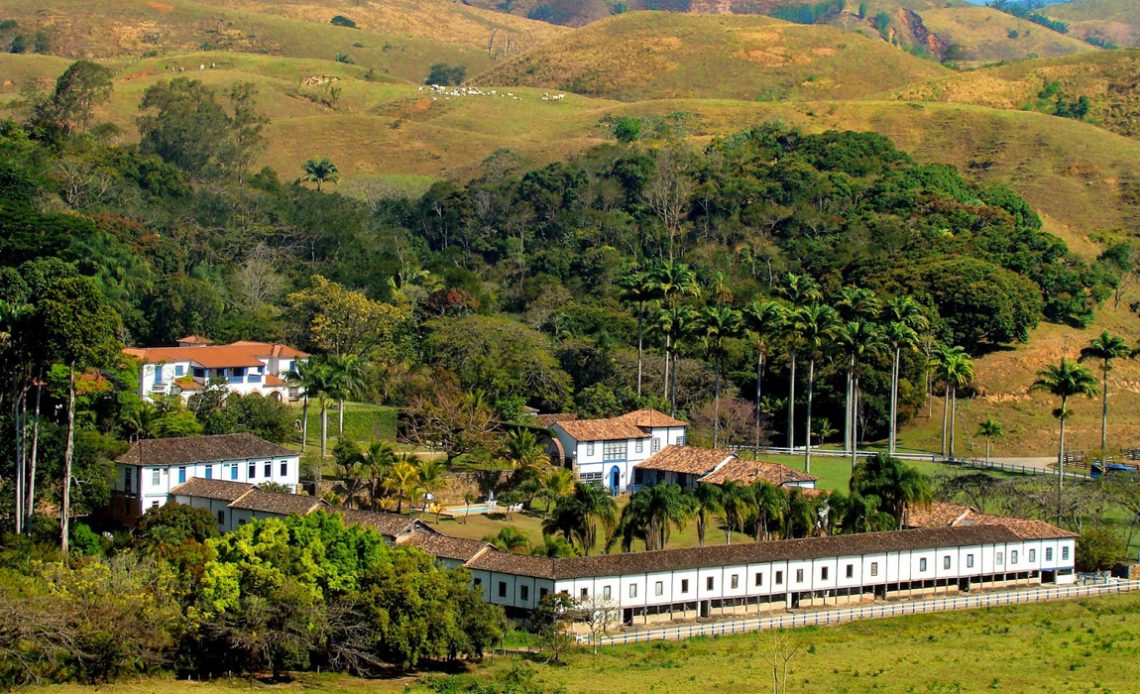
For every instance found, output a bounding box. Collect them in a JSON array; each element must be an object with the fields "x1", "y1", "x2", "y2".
[
  {"x1": 896, "y1": 49, "x2": 1140, "y2": 139},
  {"x1": 917, "y1": 4, "x2": 1098, "y2": 64},
  {"x1": 474, "y1": 11, "x2": 951, "y2": 101},
  {"x1": 1052, "y1": 0, "x2": 1140, "y2": 48},
  {"x1": 0, "y1": 0, "x2": 529, "y2": 83}
]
